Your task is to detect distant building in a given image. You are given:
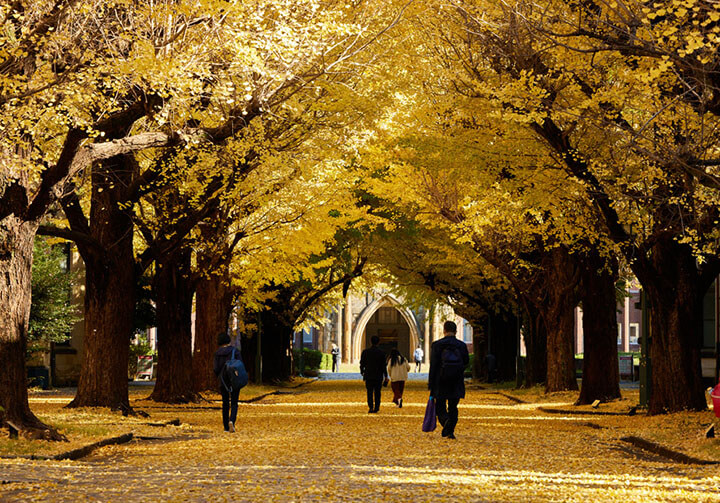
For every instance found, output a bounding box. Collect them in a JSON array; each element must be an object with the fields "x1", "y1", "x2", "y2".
[{"x1": 294, "y1": 292, "x2": 473, "y2": 362}]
